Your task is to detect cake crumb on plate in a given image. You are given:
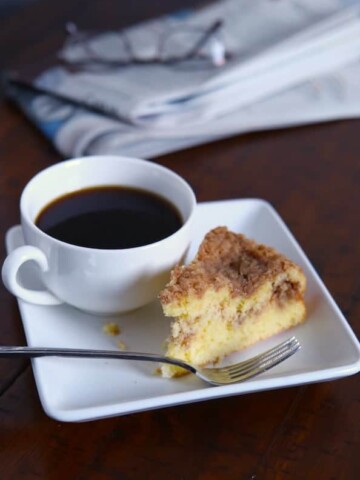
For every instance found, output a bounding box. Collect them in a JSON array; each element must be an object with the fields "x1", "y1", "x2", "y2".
[{"x1": 103, "y1": 322, "x2": 121, "y2": 336}]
